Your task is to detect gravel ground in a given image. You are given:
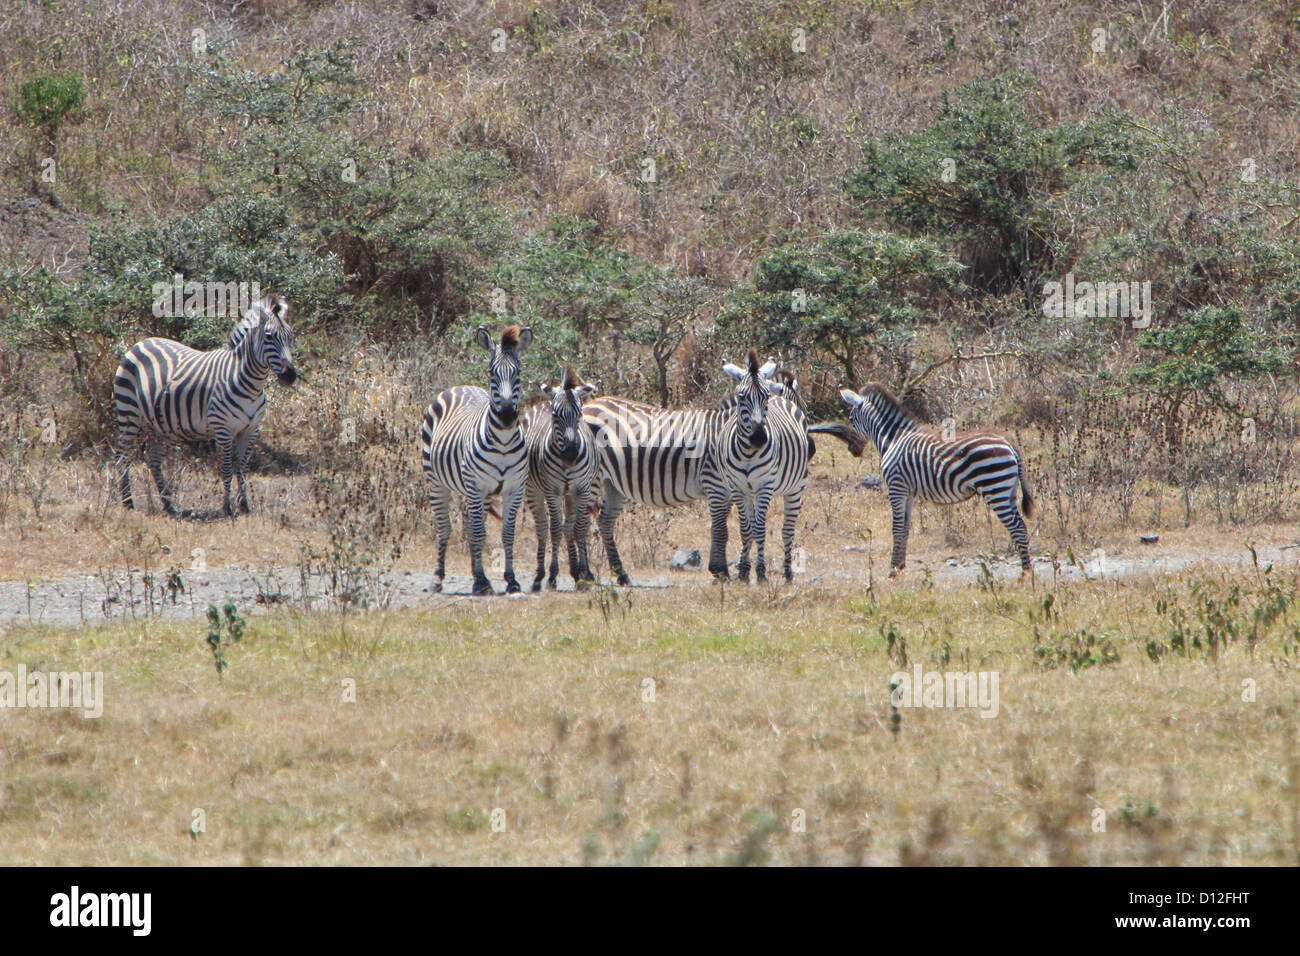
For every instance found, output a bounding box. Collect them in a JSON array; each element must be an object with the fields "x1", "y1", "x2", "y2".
[{"x1": 1, "y1": 540, "x2": 1292, "y2": 632}]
